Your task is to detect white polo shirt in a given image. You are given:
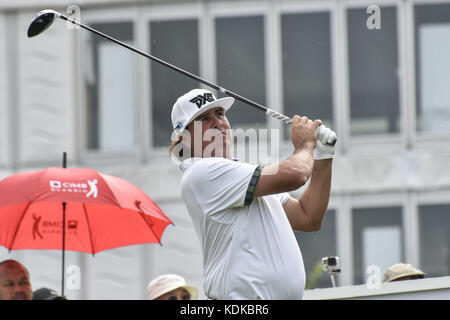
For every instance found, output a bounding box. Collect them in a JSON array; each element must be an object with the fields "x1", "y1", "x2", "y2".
[{"x1": 179, "y1": 157, "x2": 305, "y2": 300}]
